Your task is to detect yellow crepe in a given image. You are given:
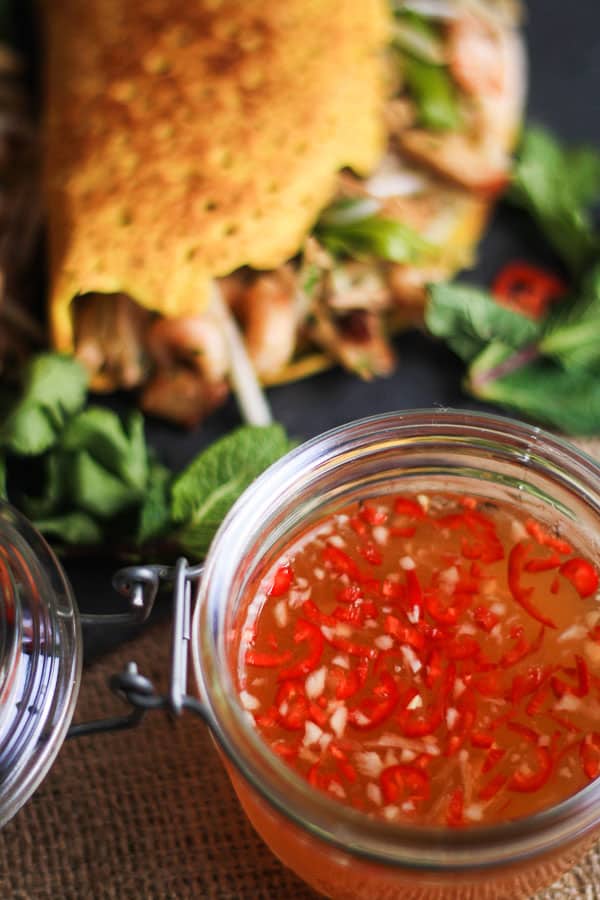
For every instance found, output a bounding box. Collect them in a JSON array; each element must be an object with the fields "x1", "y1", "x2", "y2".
[{"x1": 42, "y1": 0, "x2": 390, "y2": 352}]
